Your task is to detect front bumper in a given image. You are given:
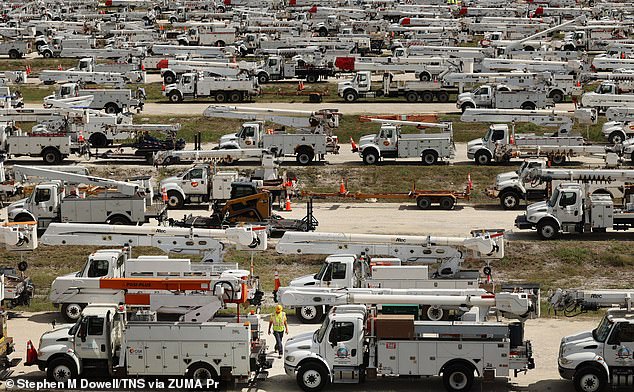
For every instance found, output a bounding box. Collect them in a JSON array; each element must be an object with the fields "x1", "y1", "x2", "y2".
[
  {"x1": 515, "y1": 215, "x2": 534, "y2": 230},
  {"x1": 467, "y1": 151, "x2": 475, "y2": 159},
  {"x1": 558, "y1": 365, "x2": 575, "y2": 380},
  {"x1": 284, "y1": 362, "x2": 297, "y2": 376}
]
